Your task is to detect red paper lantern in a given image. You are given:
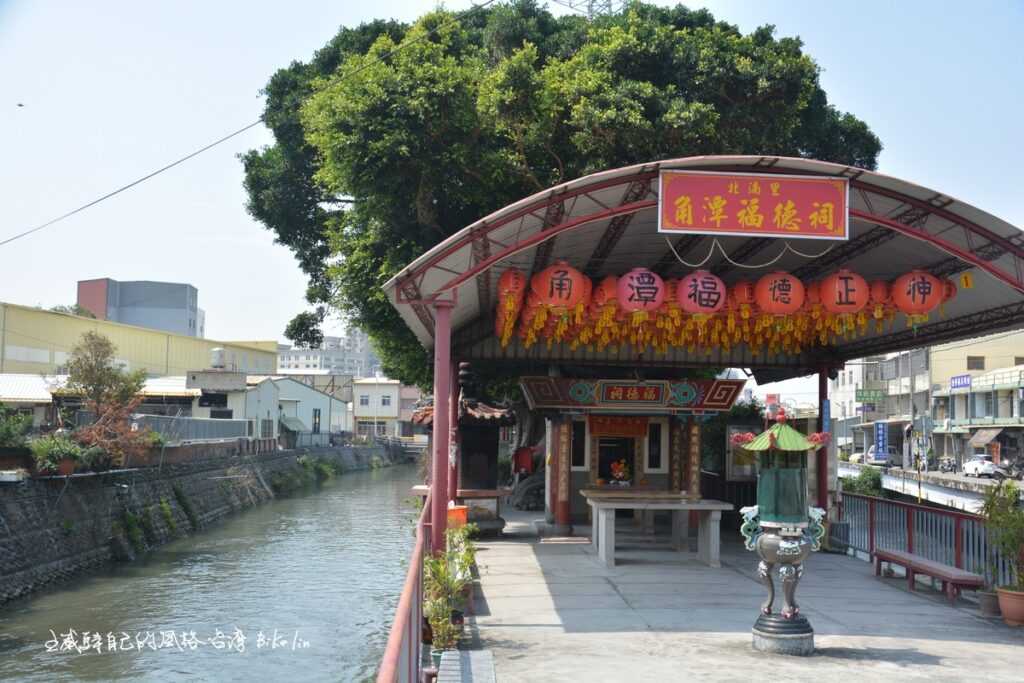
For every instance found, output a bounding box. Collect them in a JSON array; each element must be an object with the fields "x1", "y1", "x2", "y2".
[
  {"x1": 942, "y1": 279, "x2": 957, "y2": 302},
  {"x1": 678, "y1": 270, "x2": 726, "y2": 314},
  {"x1": 869, "y1": 280, "x2": 890, "y2": 305},
  {"x1": 498, "y1": 267, "x2": 526, "y2": 299},
  {"x1": 754, "y1": 271, "x2": 805, "y2": 315},
  {"x1": 732, "y1": 280, "x2": 756, "y2": 306},
  {"x1": 593, "y1": 276, "x2": 618, "y2": 307},
  {"x1": 892, "y1": 270, "x2": 943, "y2": 315},
  {"x1": 820, "y1": 269, "x2": 869, "y2": 314},
  {"x1": 805, "y1": 281, "x2": 821, "y2": 305},
  {"x1": 617, "y1": 268, "x2": 665, "y2": 312},
  {"x1": 532, "y1": 260, "x2": 586, "y2": 310}
]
